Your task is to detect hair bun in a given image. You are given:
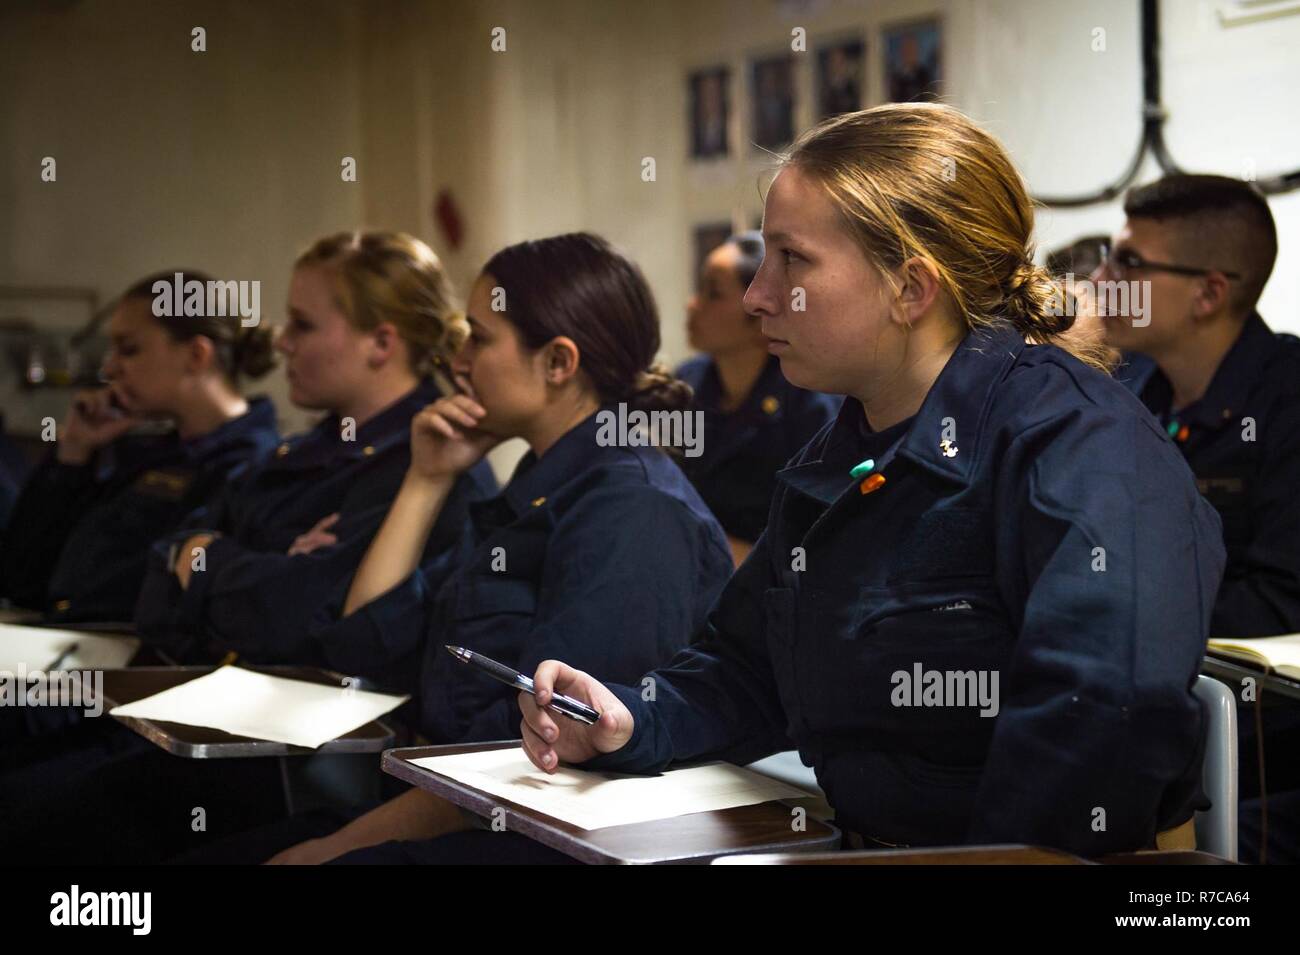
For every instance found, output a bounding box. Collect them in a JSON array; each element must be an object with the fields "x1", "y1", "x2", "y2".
[
  {"x1": 626, "y1": 362, "x2": 693, "y2": 414},
  {"x1": 1003, "y1": 260, "x2": 1073, "y2": 338},
  {"x1": 233, "y1": 324, "x2": 278, "y2": 380}
]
